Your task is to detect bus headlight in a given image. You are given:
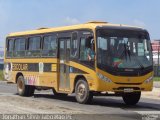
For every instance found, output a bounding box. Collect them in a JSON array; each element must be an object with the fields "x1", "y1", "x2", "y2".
[
  {"x1": 144, "y1": 76, "x2": 153, "y2": 83},
  {"x1": 97, "y1": 73, "x2": 112, "y2": 83}
]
